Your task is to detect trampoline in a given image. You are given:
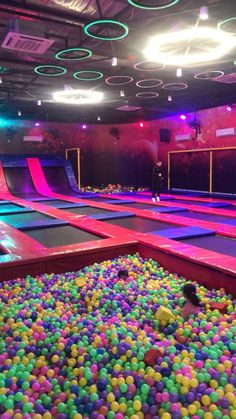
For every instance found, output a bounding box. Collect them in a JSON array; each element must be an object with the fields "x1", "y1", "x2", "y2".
[
  {"x1": 177, "y1": 210, "x2": 236, "y2": 226},
  {"x1": 22, "y1": 225, "x2": 104, "y2": 247},
  {"x1": 119, "y1": 202, "x2": 185, "y2": 212},
  {"x1": 178, "y1": 235, "x2": 236, "y2": 258},
  {"x1": 36, "y1": 199, "x2": 74, "y2": 207},
  {"x1": 64, "y1": 206, "x2": 113, "y2": 215},
  {"x1": 103, "y1": 216, "x2": 181, "y2": 233},
  {"x1": 0, "y1": 211, "x2": 57, "y2": 228},
  {"x1": 0, "y1": 203, "x2": 32, "y2": 214}
]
